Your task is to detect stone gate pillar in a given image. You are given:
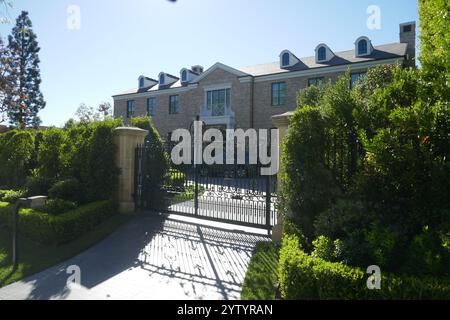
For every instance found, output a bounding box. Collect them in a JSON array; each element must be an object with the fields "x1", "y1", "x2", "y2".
[
  {"x1": 271, "y1": 112, "x2": 293, "y2": 243},
  {"x1": 114, "y1": 127, "x2": 148, "y2": 214}
]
